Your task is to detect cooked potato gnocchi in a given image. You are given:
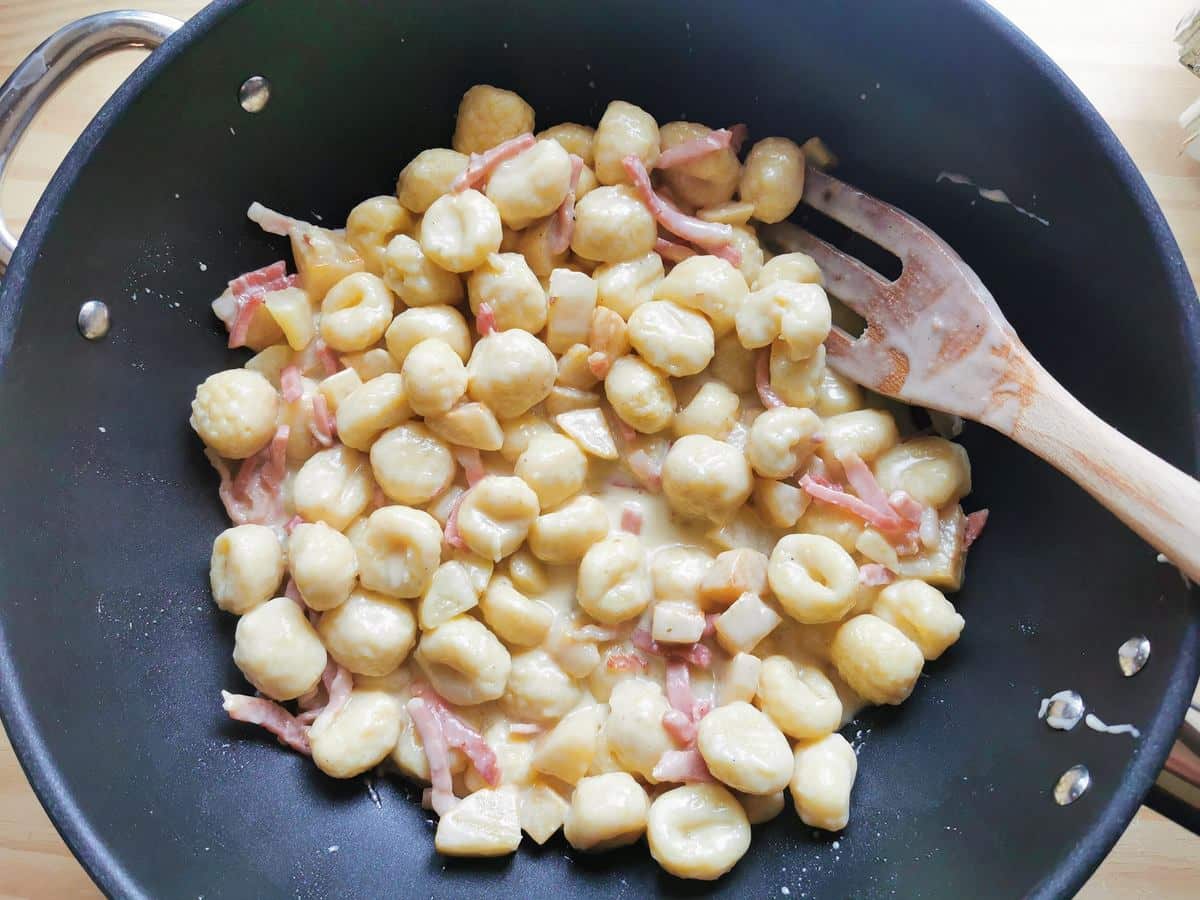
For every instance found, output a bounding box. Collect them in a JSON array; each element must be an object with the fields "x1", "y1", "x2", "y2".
[{"x1": 203, "y1": 86, "x2": 985, "y2": 879}]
